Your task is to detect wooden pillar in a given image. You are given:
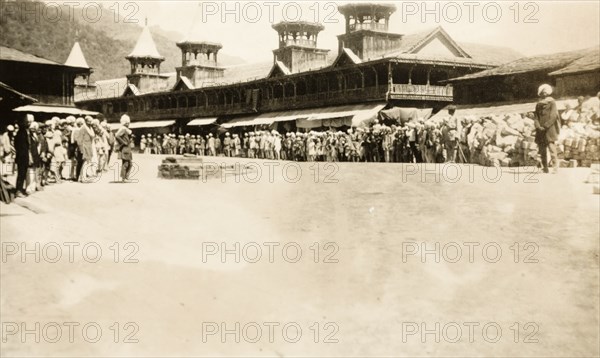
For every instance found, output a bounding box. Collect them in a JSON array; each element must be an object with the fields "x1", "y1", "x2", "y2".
[
  {"x1": 61, "y1": 73, "x2": 65, "y2": 105},
  {"x1": 372, "y1": 66, "x2": 378, "y2": 88},
  {"x1": 427, "y1": 68, "x2": 431, "y2": 86},
  {"x1": 388, "y1": 62, "x2": 393, "y2": 91},
  {"x1": 360, "y1": 69, "x2": 365, "y2": 88},
  {"x1": 408, "y1": 66, "x2": 414, "y2": 85}
]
